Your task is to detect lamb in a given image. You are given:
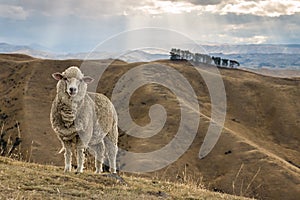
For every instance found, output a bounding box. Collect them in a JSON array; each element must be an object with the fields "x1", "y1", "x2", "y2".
[{"x1": 50, "y1": 66, "x2": 118, "y2": 173}]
